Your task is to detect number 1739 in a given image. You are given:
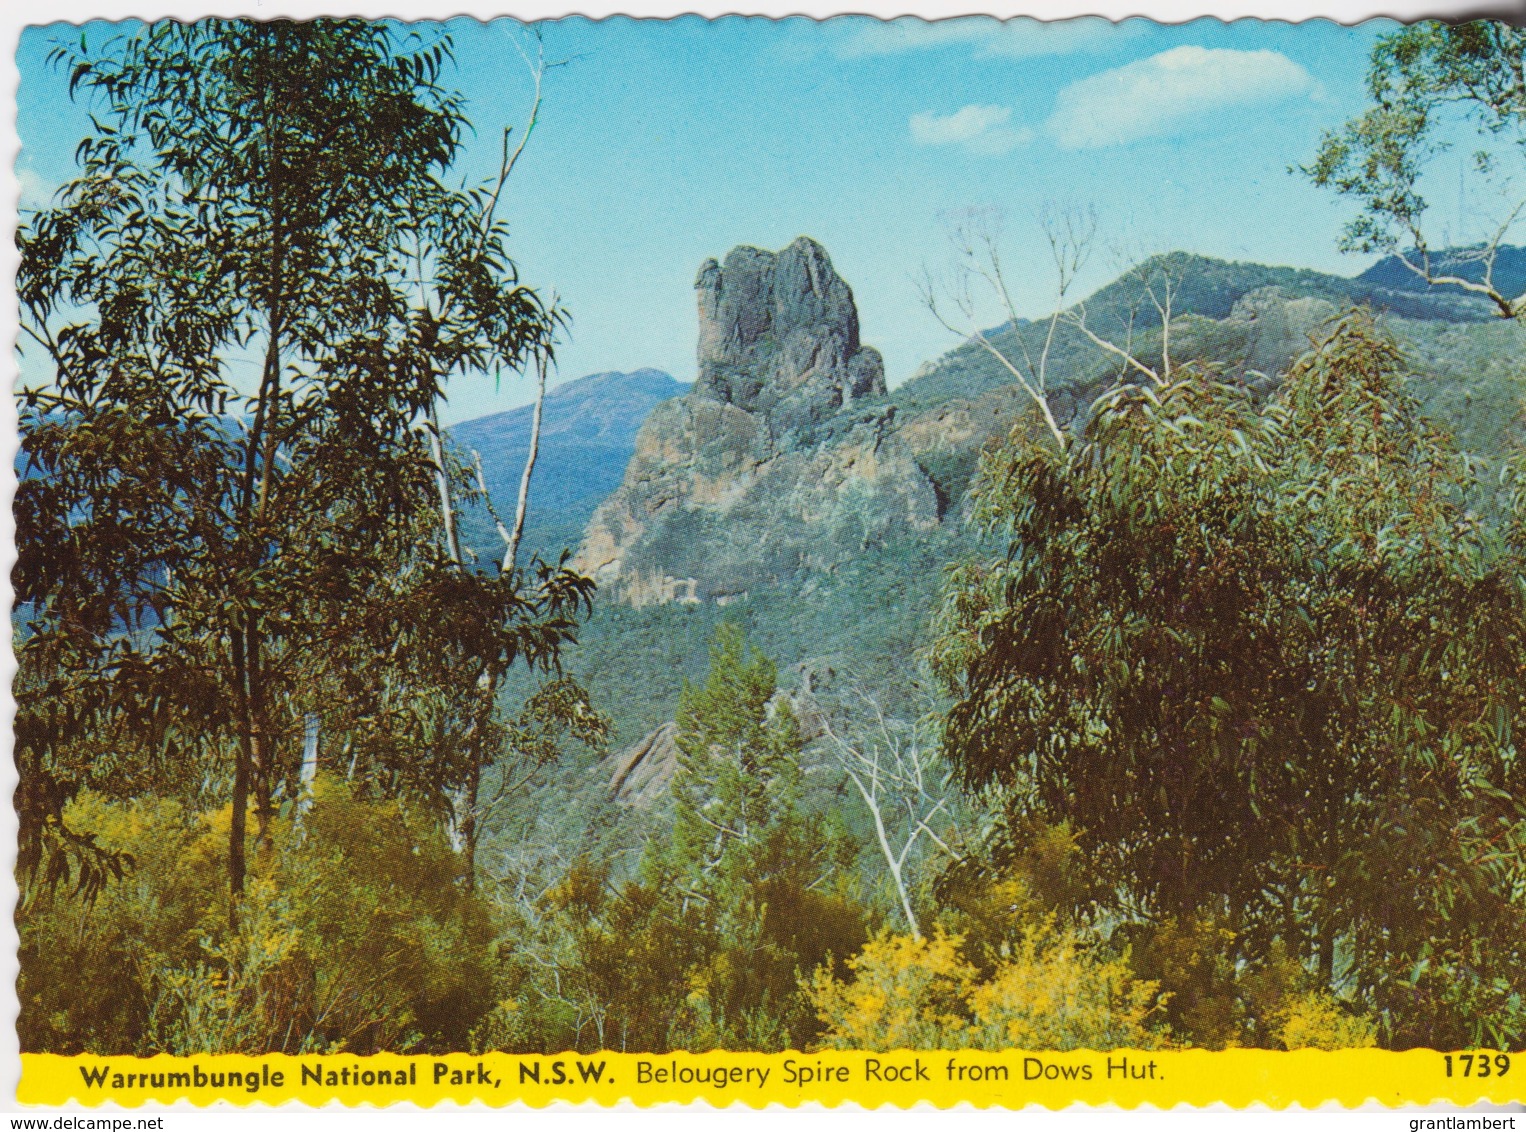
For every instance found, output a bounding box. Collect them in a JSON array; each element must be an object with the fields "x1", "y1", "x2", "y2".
[{"x1": 1444, "y1": 1054, "x2": 1510, "y2": 1077}]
